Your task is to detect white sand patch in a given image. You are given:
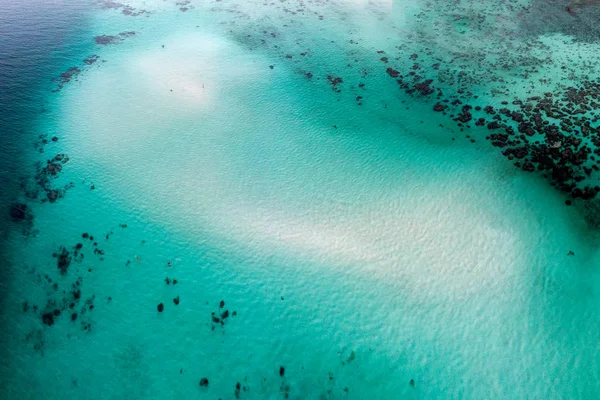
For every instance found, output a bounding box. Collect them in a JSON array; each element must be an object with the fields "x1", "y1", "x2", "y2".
[
  {"x1": 60, "y1": 22, "x2": 523, "y2": 305},
  {"x1": 65, "y1": 78, "x2": 522, "y2": 303},
  {"x1": 182, "y1": 173, "x2": 523, "y2": 304},
  {"x1": 134, "y1": 54, "x2": 213, "y2": 107},
  {"x1": 129, "y1": 32, "x2": 265, "y2": 111},
  {"x1": 63, "y1": 30, "x2": 269, "y2": 157}
]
